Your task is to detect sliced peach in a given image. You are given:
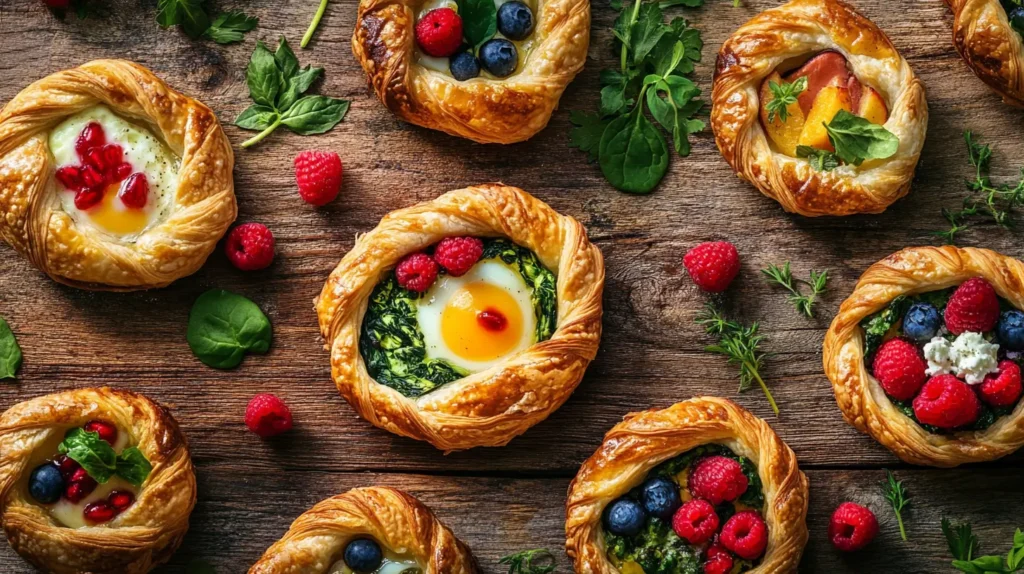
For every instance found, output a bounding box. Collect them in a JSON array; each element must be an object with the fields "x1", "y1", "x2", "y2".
[
  {"x1": 797, "y1": 85, "x2": 853, "y2": 152},
  {"x1": 858, "y1": 86, "x2": 889, "y2": 125},
  {"x1": 759, "y1": 71, "x2": 806, "y2": 156},
  {"x1": 785, "y1": 51, "x2": 851, "y2": 116}
]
